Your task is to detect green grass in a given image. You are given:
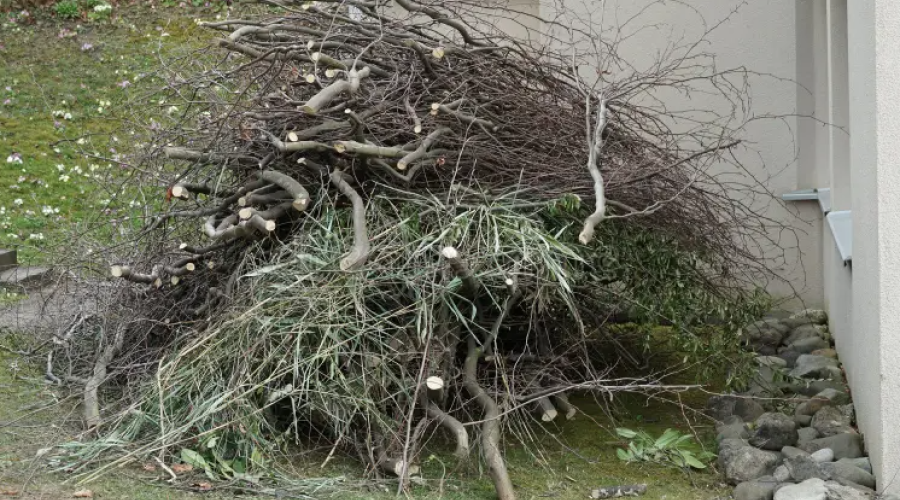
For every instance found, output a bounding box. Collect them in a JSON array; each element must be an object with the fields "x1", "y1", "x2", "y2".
[
  {"x1": 0, "y1": 5, "x2": 213, "y2": 263},
  {"x1": 0, "y1": 330, "x2": 728, "y2": 500}
]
